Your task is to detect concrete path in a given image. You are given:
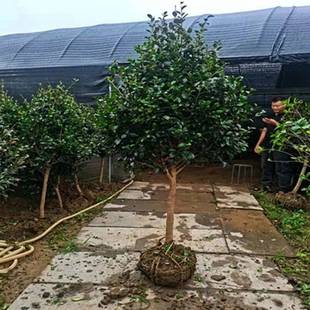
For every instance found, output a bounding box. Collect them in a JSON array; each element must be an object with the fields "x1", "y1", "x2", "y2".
[{"x1": 9, "y1": 181, "x2": 305, "y2": 309}]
